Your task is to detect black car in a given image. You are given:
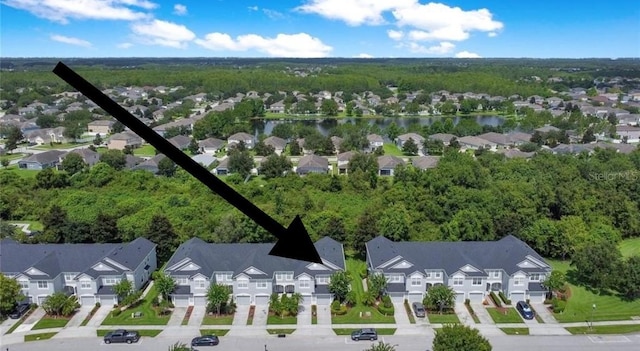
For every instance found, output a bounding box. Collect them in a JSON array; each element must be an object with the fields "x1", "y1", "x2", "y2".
[
  {"x1": 350, "y1": 328, "x2": 378, "y2": 341},
  {"x1": 412, "y1": 302, "x2": 426, "y2": 318},
  {"x1": 9, "y1": 303, "x2": 30, "y2": 319},
  {"x1": 191, "y1": 335, "x2": 220, "y2": 346},
  {"x1": 103, "y1": 329, "x2": 140, "y2": 344},
  {"x1": 516, "y1": 301, "x2": 535, "y2": 320}
]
